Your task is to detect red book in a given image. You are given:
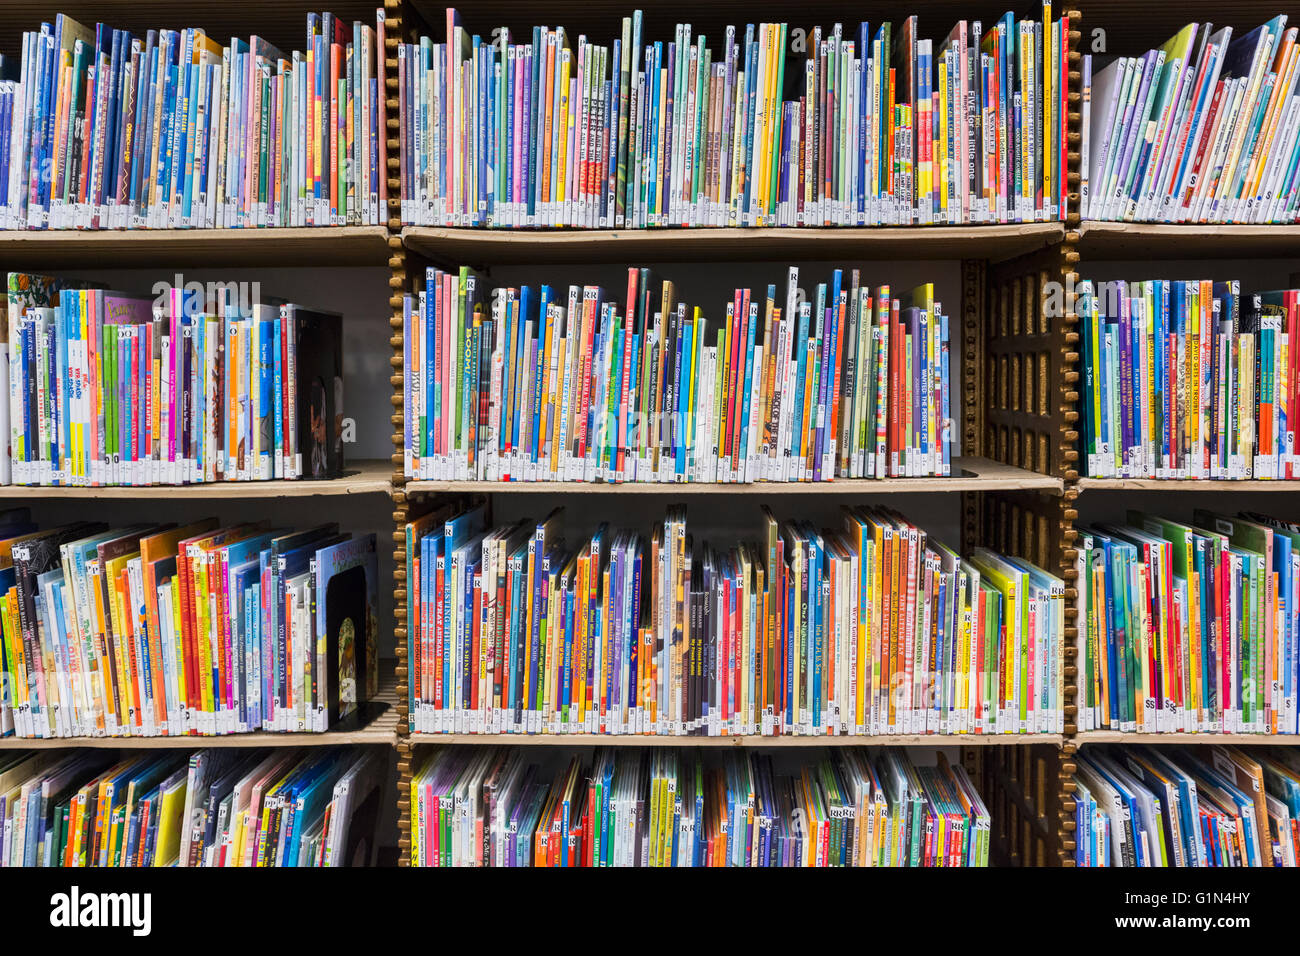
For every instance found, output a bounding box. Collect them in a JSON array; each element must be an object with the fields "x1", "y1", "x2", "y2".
[
  {"x1": 433, "y1": 550, "x2": 445, "y2": 717},
  {"x1": 1182, "y1": 81, "x2": 1226, "y2": 219}
]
